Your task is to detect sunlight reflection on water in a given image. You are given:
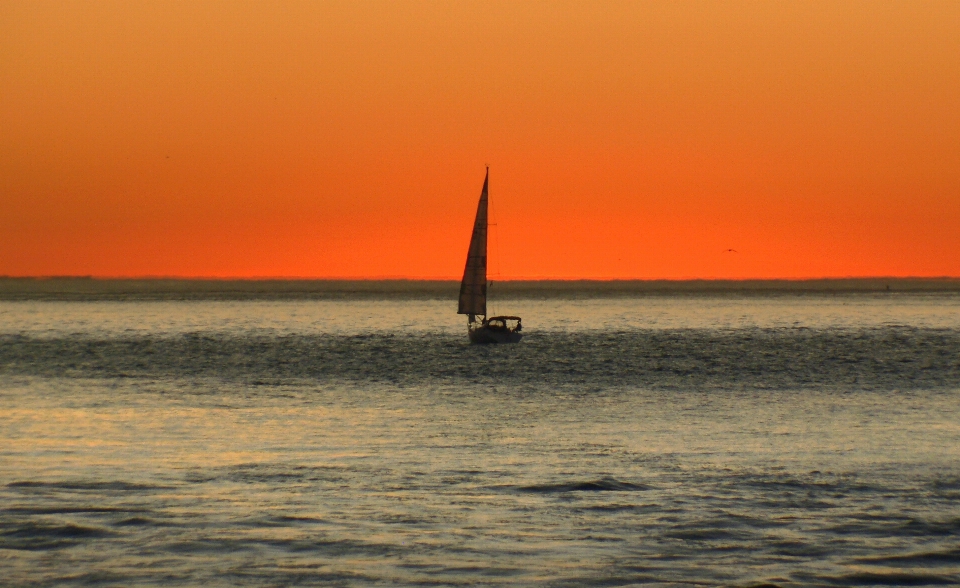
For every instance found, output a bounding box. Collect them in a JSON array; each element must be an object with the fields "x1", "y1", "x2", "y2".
[
  {"x1": 1, "y1": 295, "x2": 959, "y2": 586},
  {"x1": 2, "y1": 293, "x2": 959, "y2": 337}
]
